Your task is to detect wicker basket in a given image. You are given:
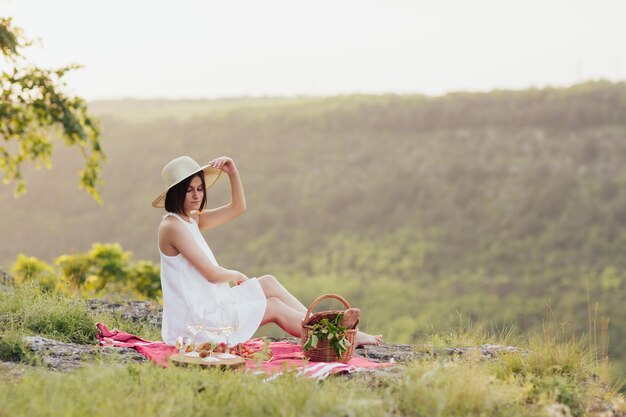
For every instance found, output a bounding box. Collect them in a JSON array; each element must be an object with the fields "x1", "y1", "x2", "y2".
[{"x1": 300, "y1": 294, "x2": 358, "y2": 363}]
